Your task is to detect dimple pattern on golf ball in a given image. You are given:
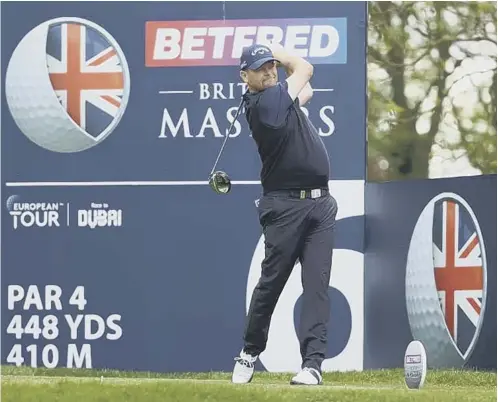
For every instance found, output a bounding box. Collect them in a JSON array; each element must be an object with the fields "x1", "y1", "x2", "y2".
[
  {"x1": 405, "y1": 199, "x2": 464, "y2": 368},
  {"x1": 5, "y1": 20, "x2": 99, "y2": 153}
]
